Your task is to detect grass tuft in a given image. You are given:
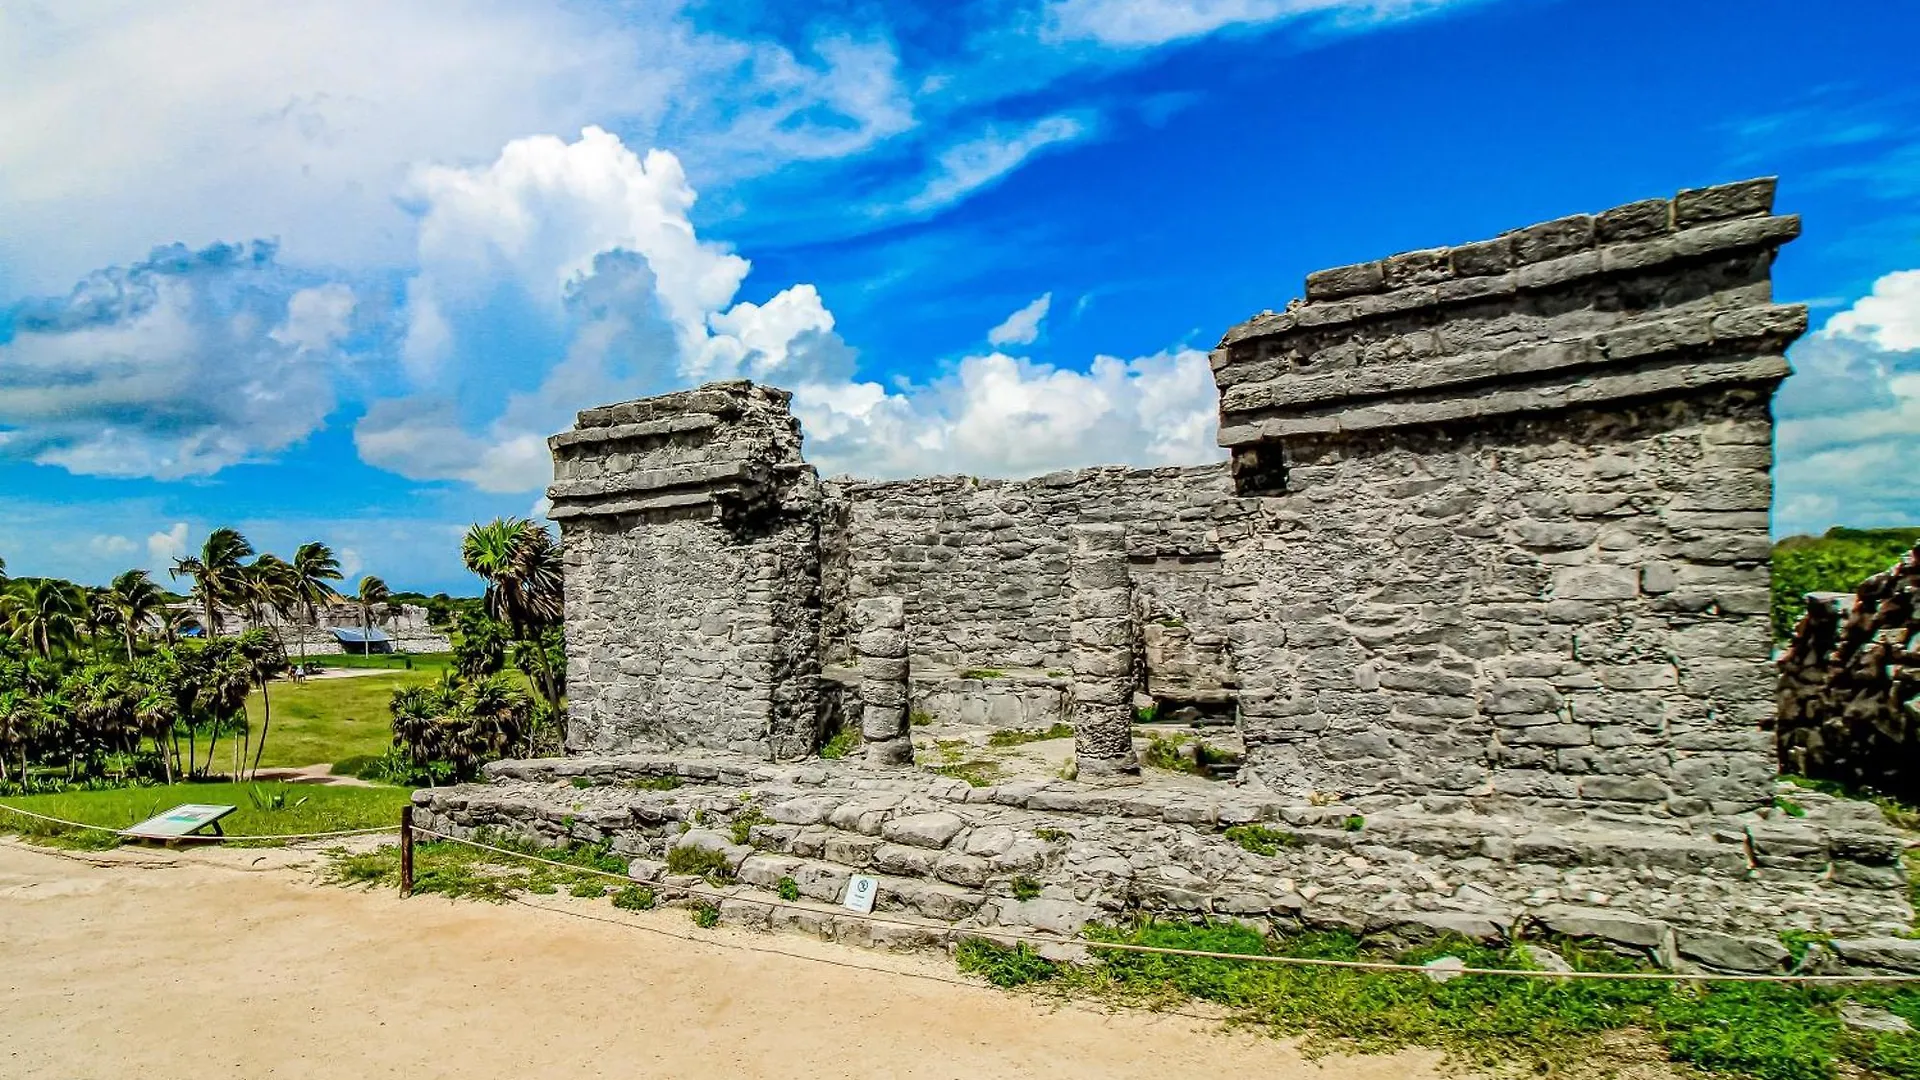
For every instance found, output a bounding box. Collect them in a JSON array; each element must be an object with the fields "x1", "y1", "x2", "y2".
[
  {"x1": 987, "y1": 723, "x2": 1076, "y2": 748},
  {"x1": 957, "y1": 939, "x2": 1059, "y2": 987},
  {"x1": 628, "y1": 775, "x2": 684, "y2": 791},
  {"x1": 776, "y1": 876, "x2": 801, "y2": 902},
  {"x1": 665, "y1": 844, "x2": 735, "y2": 882},
  {"x1": 957, "y1": 918, "x2": 1920, "y2": 1079},
  {"x1": 1224, "y1": 824, "x2": 1297, "y2": 855},
  {"x1": 690, "y1": 900, "x2": 720, "y2": 928}
]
